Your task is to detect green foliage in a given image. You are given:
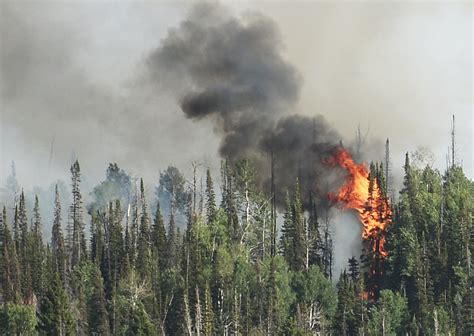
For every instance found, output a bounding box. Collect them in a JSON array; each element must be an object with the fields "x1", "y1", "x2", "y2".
[
  {"x1": 90, "y1": 163, "x2": 132, "y2": 213},
  {"x1": 88, "y1": 264, "x2": 110, "y2": 335},
  {"x1": 157, "y1": 166, "x2": 189, "y2": 218},
  {"x1": 37, "y1": 271, "x2": 76, "y2": 335},
  {"x1": 367, "y1": 290, "x2": 409, "y2": 336},
  {"x1": 1, "y1": 303, "x2": 37, "y2": 335},
  {"x1": 0, "y1": 157, "x2": 471, "y2": 335},
  {"x1": 292, "y1": 265, "x2": 336, "y2": 328},
  {"x1": 125, "y1": 302, "x2": 156, "y2": 336}
]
